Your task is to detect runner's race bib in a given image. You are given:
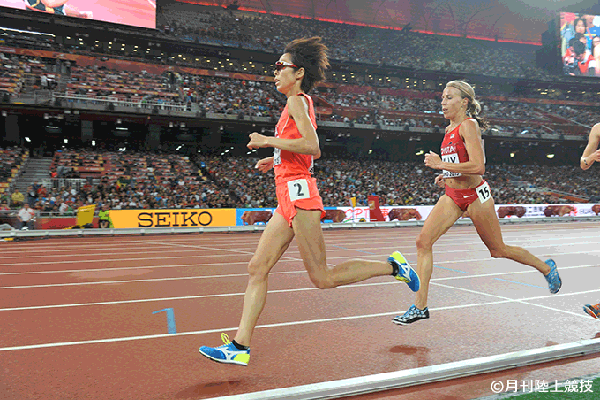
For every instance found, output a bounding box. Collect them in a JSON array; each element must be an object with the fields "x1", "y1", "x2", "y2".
[
  {"x1": 476, "y1": 181, "x2": 492, "y2": 204},
  {"x1": 287, "y1": 179, "x2": 310, "y2": 202},
  {"x1": 274, "y1": 148, "x2": 281, "y2": 166},
  {"x1": 442, "y1": 153, "x2": 462, "y2": 178}
]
